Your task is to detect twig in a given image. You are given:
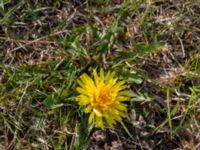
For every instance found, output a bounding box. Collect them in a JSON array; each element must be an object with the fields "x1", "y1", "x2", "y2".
[{"x1": 176, "y1": 35, "x2": 186, "y2": 58}]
